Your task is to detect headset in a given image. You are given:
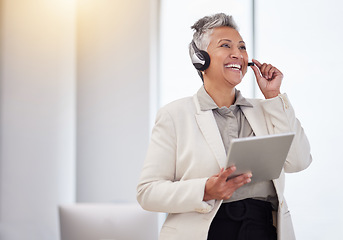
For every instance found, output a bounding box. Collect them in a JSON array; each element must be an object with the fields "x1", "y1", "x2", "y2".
[
  {"x1": 190, "y1": 40, "x2": 254, "y2": 80},
  {"x1": 190, "y1": 41, "x2": 211, "y2": 71}
]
